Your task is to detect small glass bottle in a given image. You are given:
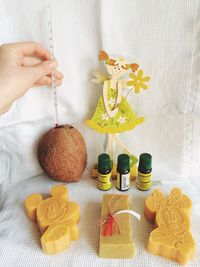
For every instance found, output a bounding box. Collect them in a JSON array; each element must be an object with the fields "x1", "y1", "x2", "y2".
[
  {"x1": 116, "y1": 154, "x2": 130, "y2": 191},
  {"x1": 97, "y1": 153, "x2": 112, "y2": 191},
  {"x1": 136, "y1": 153, "x2": 152, "y2": 191}
]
